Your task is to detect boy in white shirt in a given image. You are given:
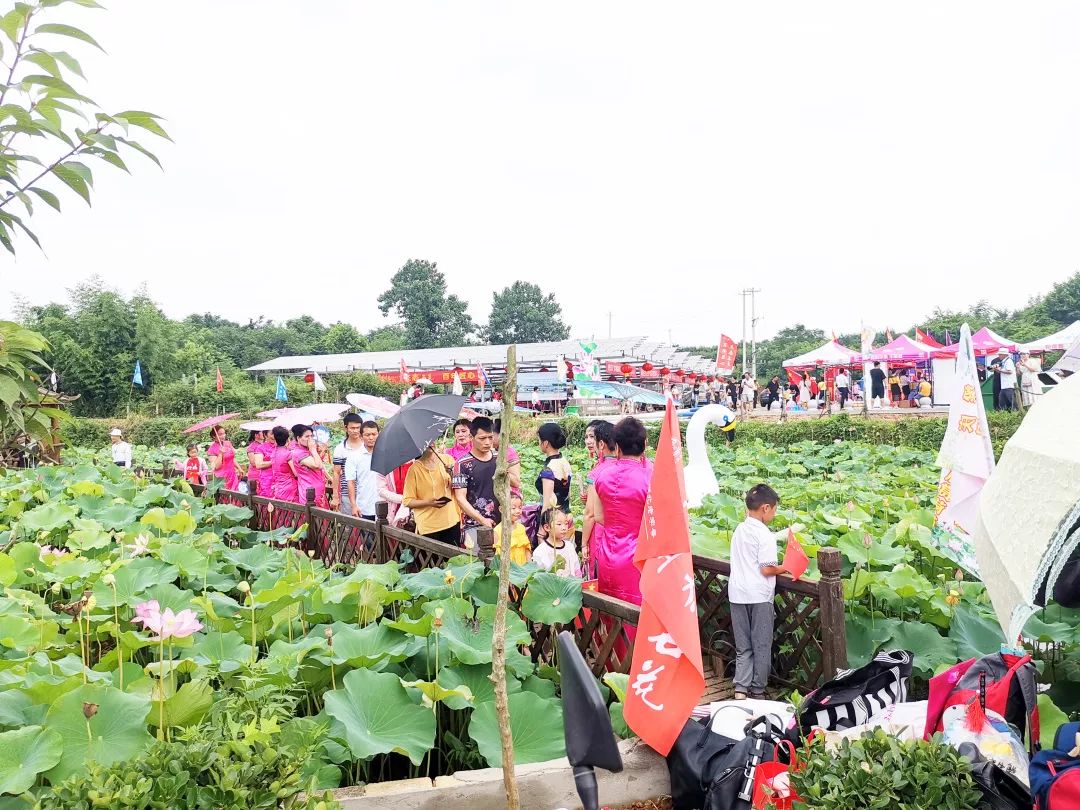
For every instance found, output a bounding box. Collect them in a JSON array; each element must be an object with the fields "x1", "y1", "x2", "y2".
[{"x1": 729, "y1": 484, "x2": 788, "y2": 700}]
